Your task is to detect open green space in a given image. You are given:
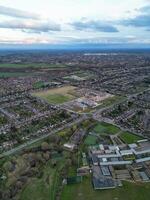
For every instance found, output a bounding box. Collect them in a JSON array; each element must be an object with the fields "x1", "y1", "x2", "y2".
[
  {"x1": 20, "y1": 162, "x2": 55, "y2": 200},
  {"x1": 33, "y1": 86, "x2": 77, "y2": 104},
  {"x1": 40, "y1": 93, "x2": 72, "y2": 104},
  {"x1": 61, "y1": 176, "x2": 150, "y2": 200},
  {"x1": 92, "y1": 122, "x2": 120, "y2": 135},
  {"x1": 33, "y1": 81, "x2": 45, "y2": 89},
  {"x1": 64, "y1": 70, "x2": 95, "y2": 81},
  {"x1": 84, "y1": 135, "x2": 97, "y2": 145},
  {"x1": 0, "y1": 63, "x2": 67, "y2": 69},
  {"x1": 19, "y1": 158, "x2": 63, "y2": 200},
  {"x1": 0, "y1": 72, "x2": 32, "y2": 78},
  {"x1": 97, "y1": 95, "x2": 125, "y2": 109},
  {"x1": 120, "y1": 131, "x2": 143, "y2": 144}
]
